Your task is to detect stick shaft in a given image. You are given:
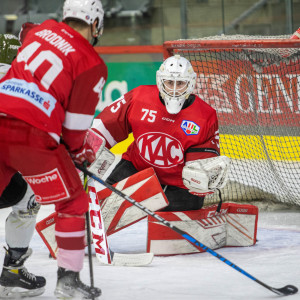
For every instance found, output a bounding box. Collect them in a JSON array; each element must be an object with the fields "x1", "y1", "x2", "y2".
[{"x1": 84, "y1": 173, "x2": 95, "y2": 291}]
